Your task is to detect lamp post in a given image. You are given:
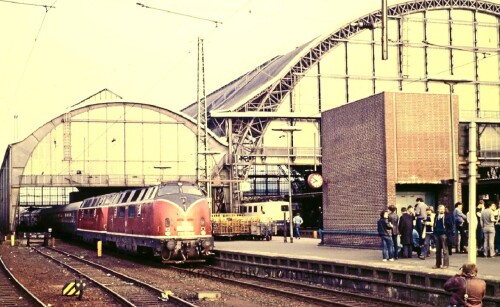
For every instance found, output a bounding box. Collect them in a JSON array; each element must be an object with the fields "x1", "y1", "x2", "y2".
[
  {"x1": 154, "y1": 166, "x2": 171, "y2": 182},
  {"x1": 428, "y1": 77, "x2": 472, "y2": 206},
  {"x1": 273, "y1": 126, "x2": 302, "y2": 243},
  {"x1": 428, "y1": 77, "x2": 473, "y2": 261}
]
